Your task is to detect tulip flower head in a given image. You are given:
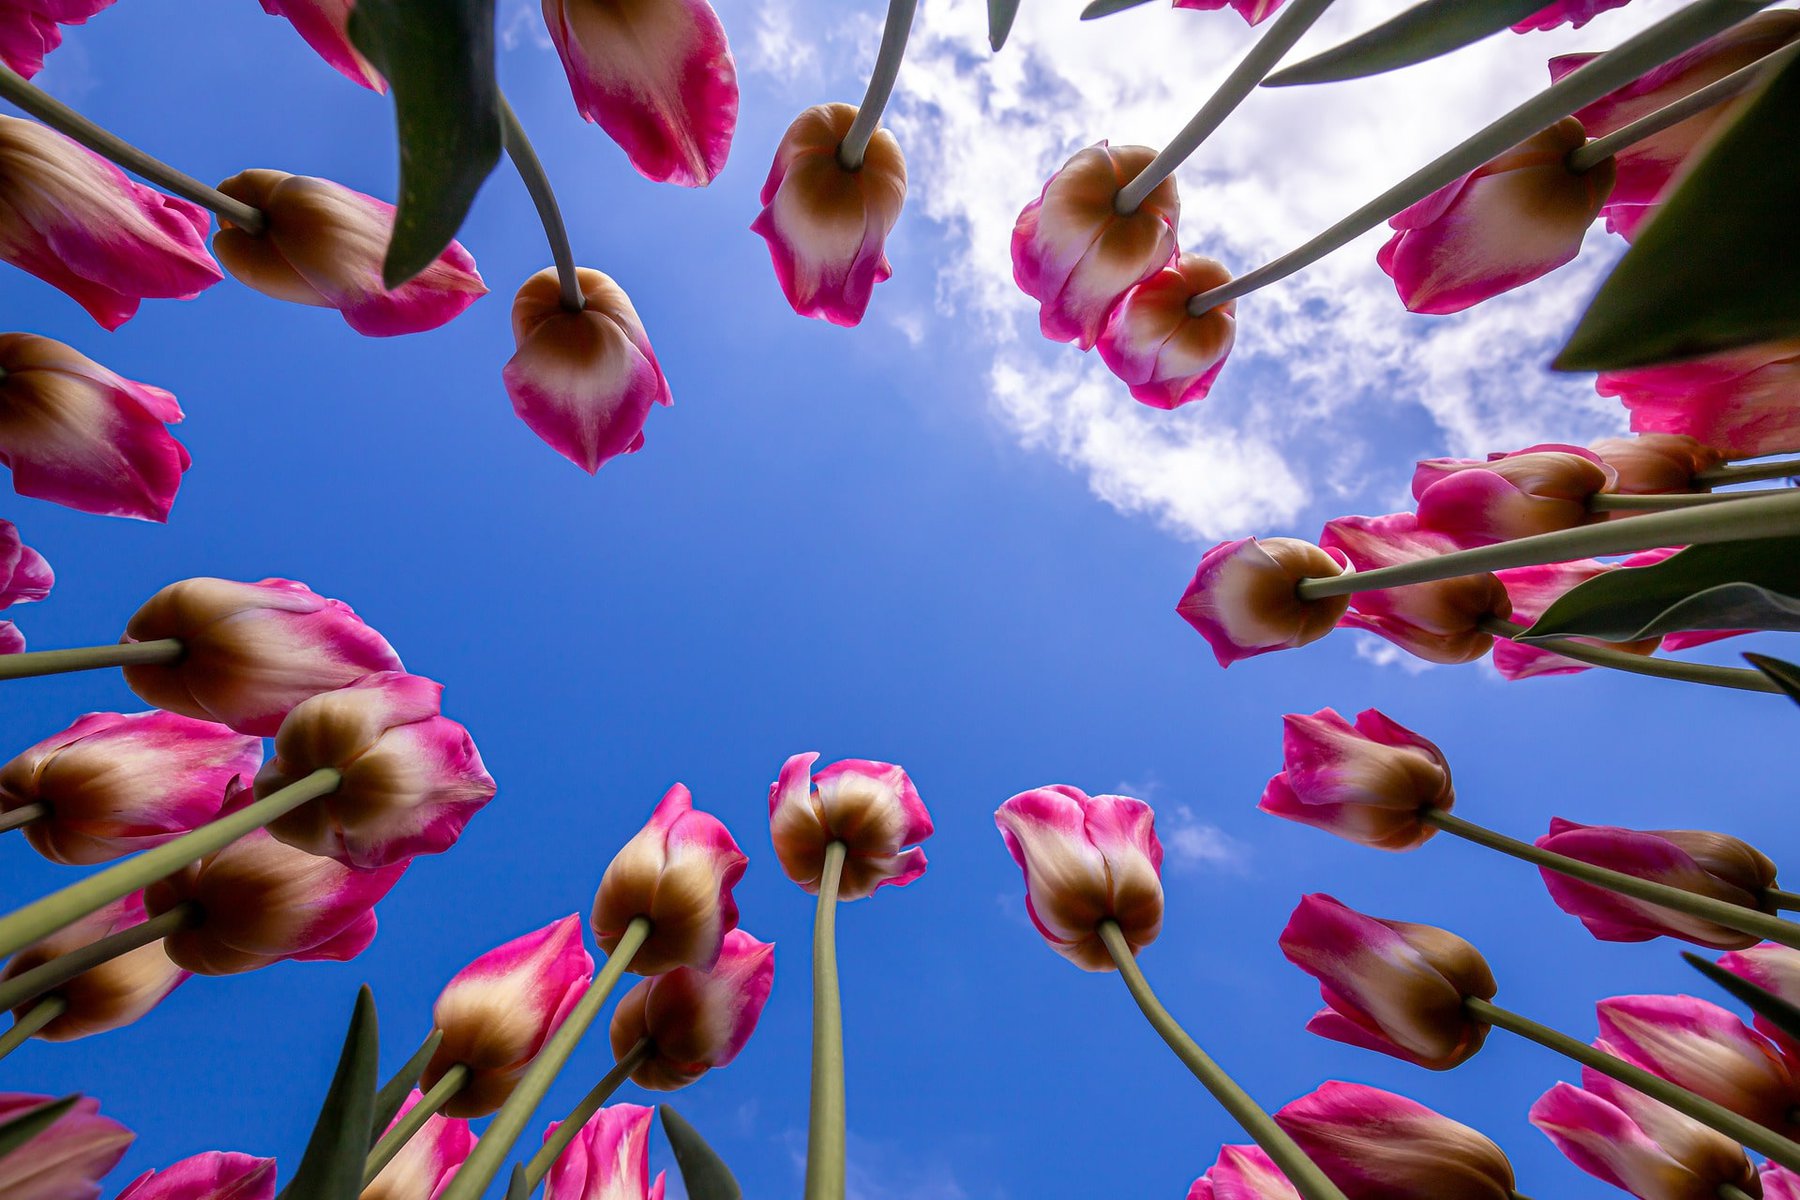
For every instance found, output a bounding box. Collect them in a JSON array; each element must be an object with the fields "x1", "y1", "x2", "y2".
[
  {"x1": 1, "y1": 891, "x2": 188, "y2": 1042},
  {"x1": 1012, "y1": 142, "x2": 1179, "y2": 349},
  {"x1": 1259, "y1": 708, "x2": 1453, "y2": 851},
  {"x1": 1097, "y1": 253, "x2": 1236, "y2": 409},
  {"x1": 1492, "y1": 558, "x2": 1660, "y2": 680},
  {"x1": 114, "y1": 1151, "x2": 275, "y2": 1200},
  {"x1": 1188, "y1": 1144, "x2": 1300, "y2": 1200},
  {"x1": 257, "y1": 0, "x2": 384, "y2": 91},
  {"x1": 0, "y1": 1, "x2": 117, "y2": 78},
  {"x1": 212, "y1": 170, "x2": 485, "y2": 336},
  {"x1": 122, "y1": 576, "x2": 404, "y2": 737},
  {"x1": 607, "y1": 927, "x2": 774, "y2": 1091},
  {"x1": 1412, "y1": 443, "x2": 1615, "y2": 547},
  {"x1": 1532, "y1": 1075, "x2": 1757, "y2": 1200},
  {"x1": 768, "y1": 752, "x2": 931, "y2": 899},
  {"x1": 0, "y1": 519, "x2": 51, "y2": 609},
  {"x1": 503, "y1": 266, "x2": 672, "y2": 473},
  {"x1": 1174, "y1": 0, "x2": 1285, "y2": 24},
  {"x1": 1513, "y1": 0, "x2": 1634, "y2": 31},
  {"x1": 1602, "y1": 340, "x2": 1800, "y2": 459},
  {"x1": 363, "y1": 1089, "x2": 476, "y2": 1199},
  {"x1": 542, "y1": 1103, "x2": 665, "y2": 1200},
  {"x1": 1595, "y1": 993, "x2": 1800, "y2": 1137},
  {"x1": 751, "y1": 103, "x2": 906, "y2": 326},
  {"x1": 0, "y1": 1092, "x2": 134, "y2": 1200},
  {"x1": 1718, "y1": 943, "x2": 1800, "y2": 1060},
  {"x1": 1588, "y1": 434, "x2": 1724, "y2": 495},
  {"x1": 1276, "y1": 1081, "x2": 1516, "y2": 1200},
  {"x1": 1320, "y1": 513, "x2": 1512, "y2": 664},
  {"x1": 994, "y1": 784, "x2": 1164, "y2": 972},
  {"x1": 1177, "y1": 537, "x2": 1350, "y2": 667}
]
